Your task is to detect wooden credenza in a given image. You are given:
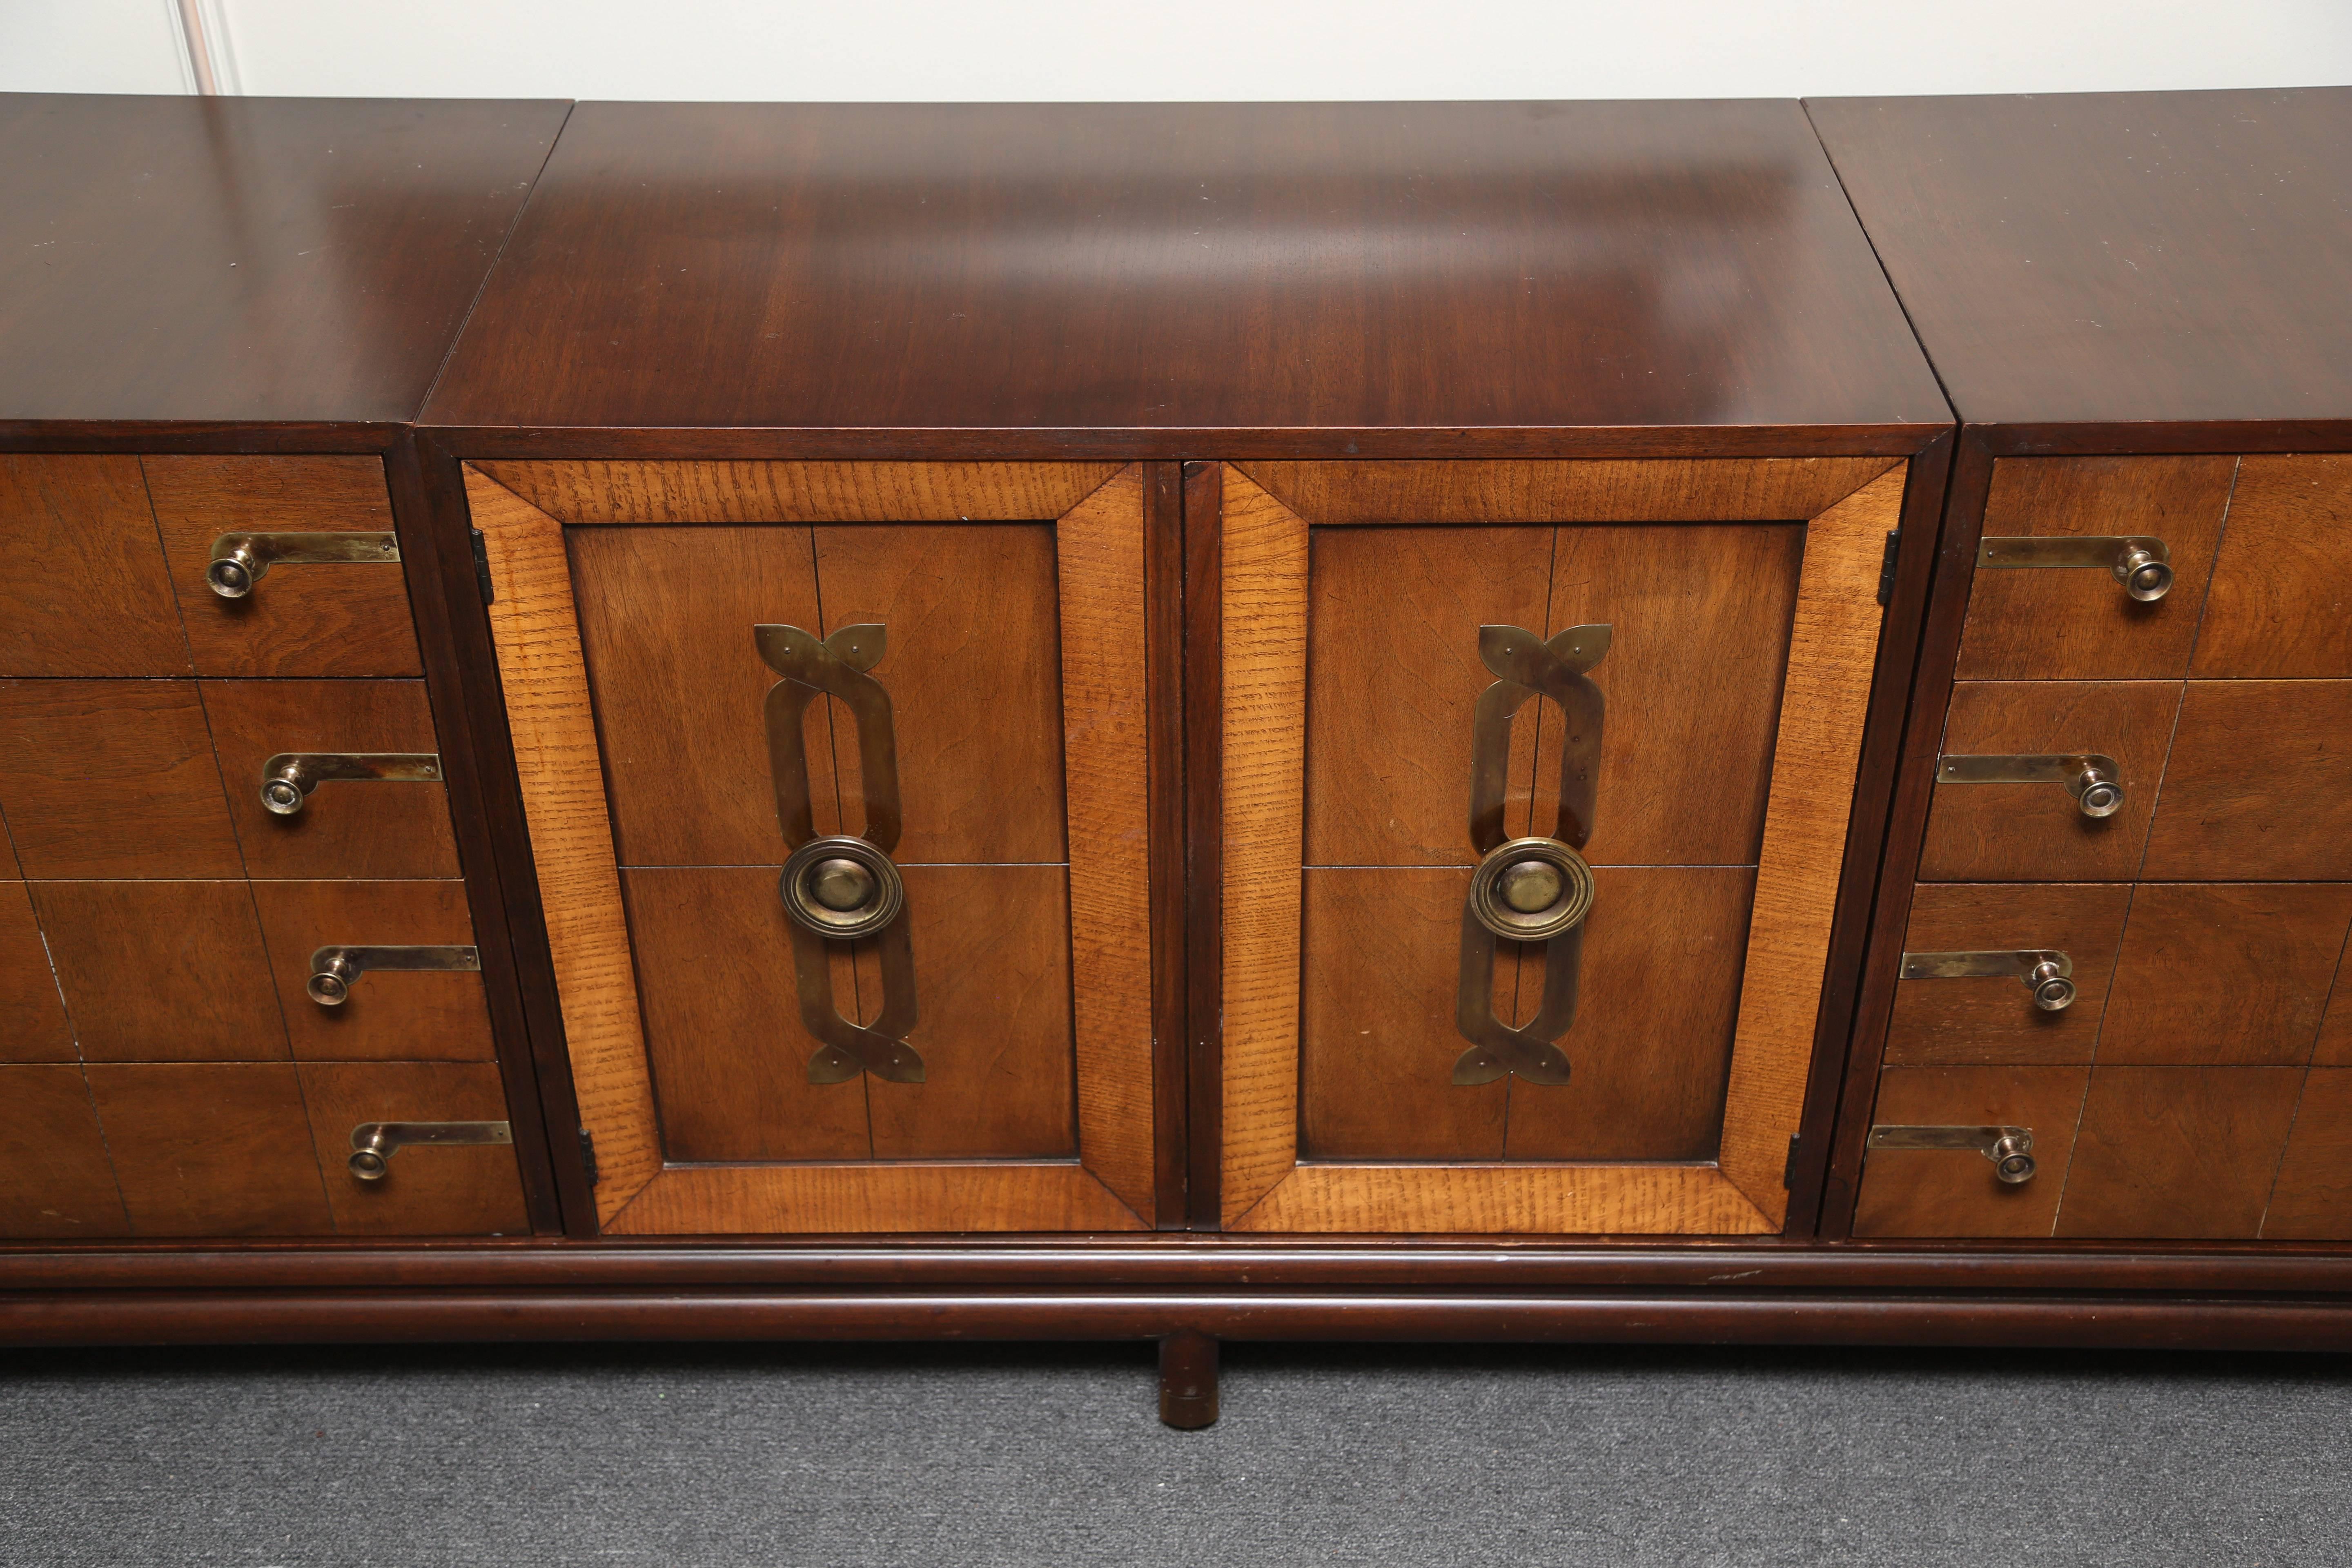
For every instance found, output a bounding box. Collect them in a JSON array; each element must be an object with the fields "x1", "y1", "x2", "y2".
[{"x1": 4, "y1": 89, "x2": 2348, "y2": 1425}]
